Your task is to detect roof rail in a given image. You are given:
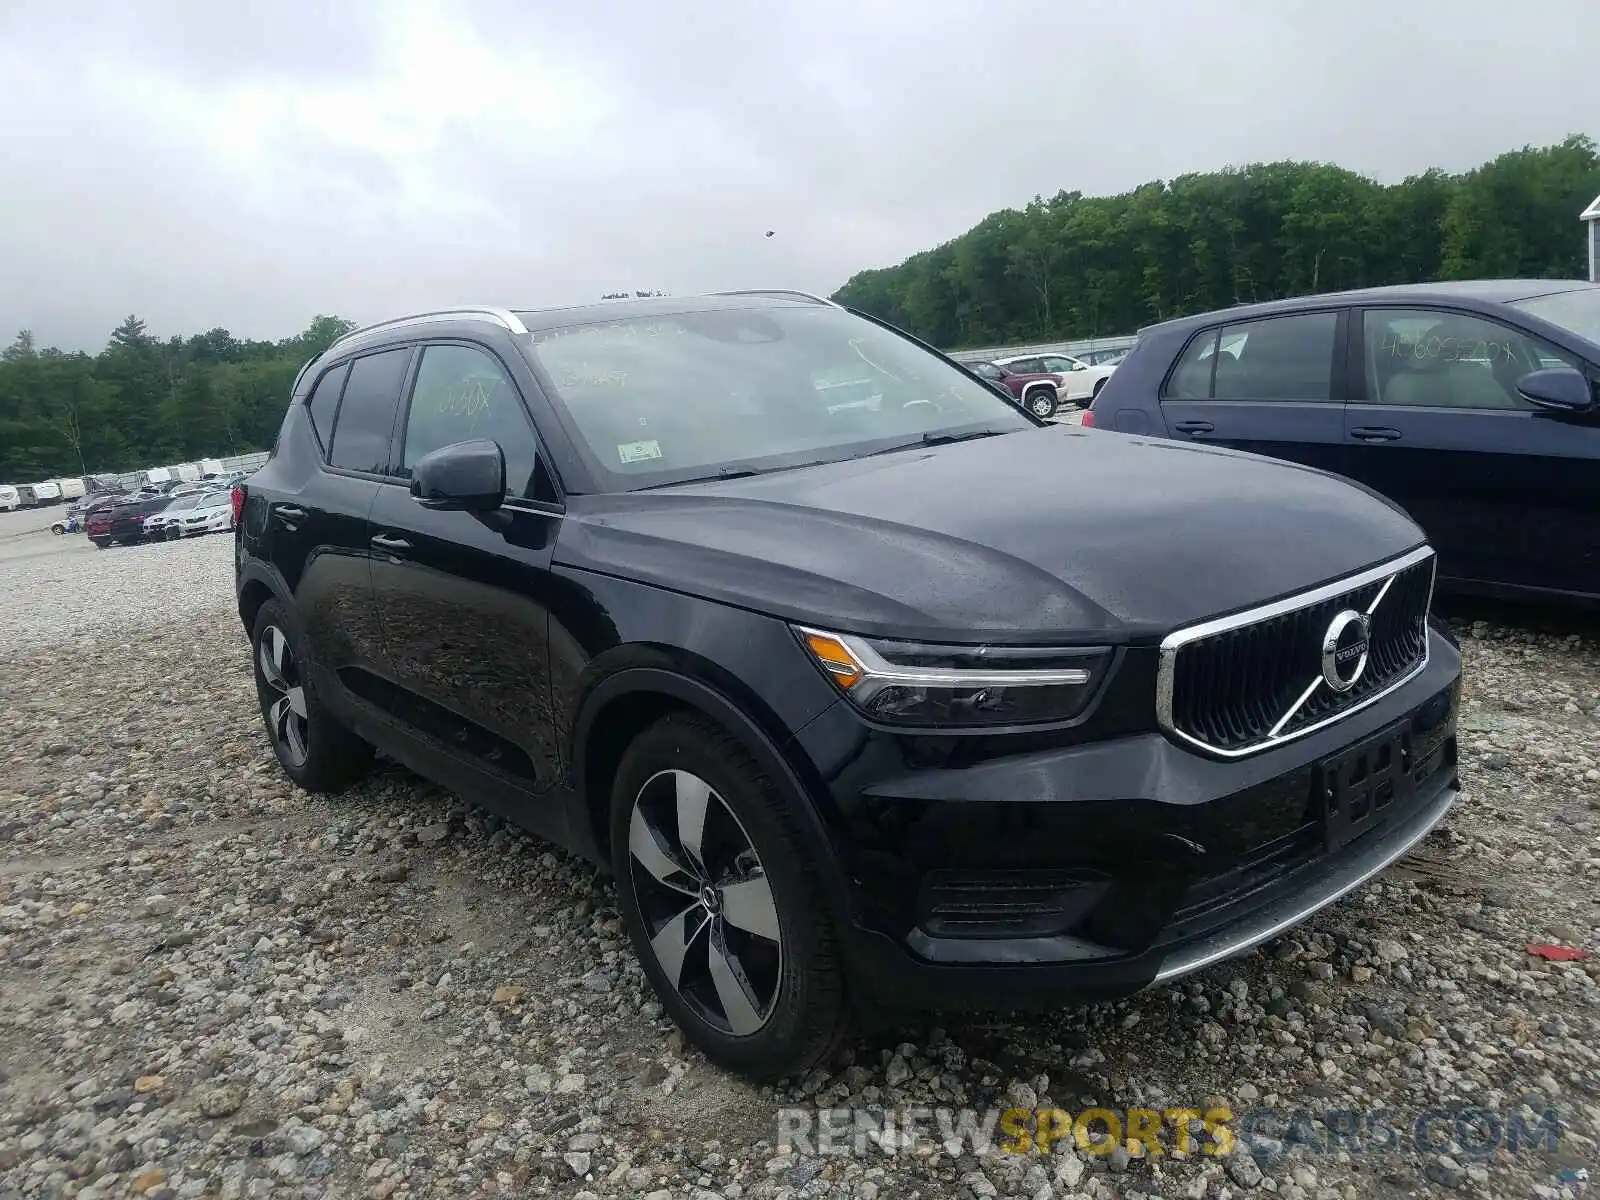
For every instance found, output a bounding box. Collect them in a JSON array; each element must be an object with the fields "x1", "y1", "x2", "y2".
[
  {"x1": 326, "y1": 306, "x2": 530, "y2": 353},
  {"x1": 709, "y1": 289, "x2": 841, "y2": 308}
]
